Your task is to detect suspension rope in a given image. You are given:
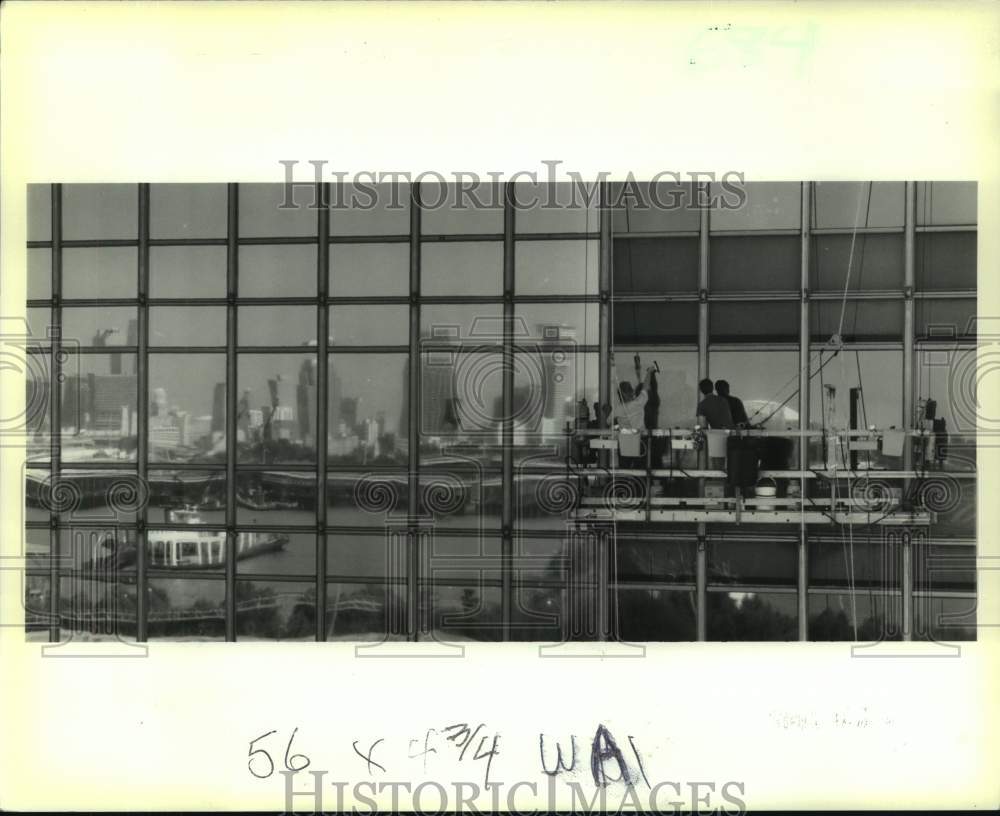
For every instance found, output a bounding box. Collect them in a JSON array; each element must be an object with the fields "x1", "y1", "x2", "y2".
[{"x1": 835, "y1": 183, "x2": 868, "y2": 340}]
